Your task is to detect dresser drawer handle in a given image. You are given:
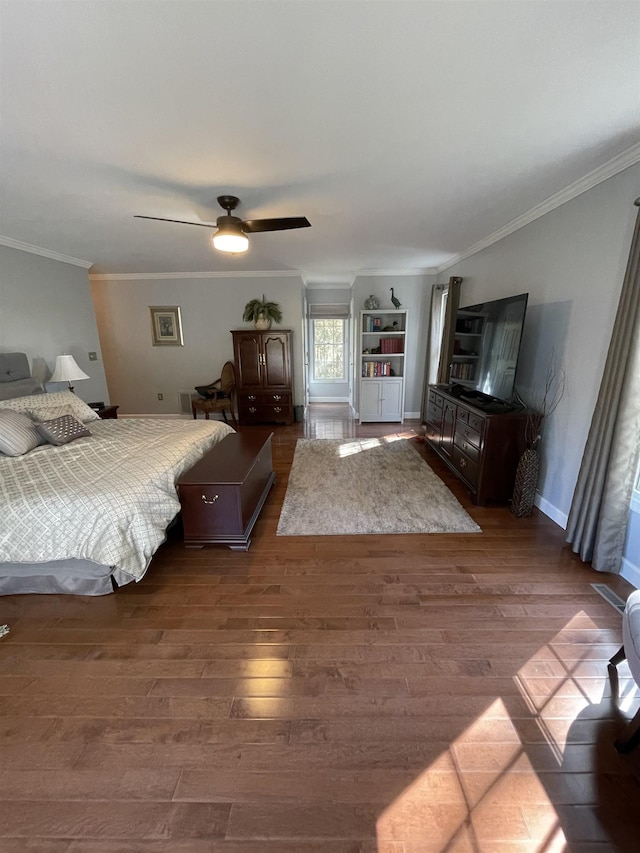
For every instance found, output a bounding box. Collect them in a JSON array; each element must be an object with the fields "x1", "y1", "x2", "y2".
[
  {"x1": 273, "y1": 406, "x2": 282, "y2": 413},
  {"x1": 458, "y1": 458, "x2": 466, "y2": 469},
  {"x1": 462, "y1": 441, "x2": 470, "y2": 453},
  {"x1": 201, "y1": 494, "x2": 219, "y2": 504},
  {"x1": 248, "y1": 395, "x2": 257, "y2": 401},
  {"x1": 249, "y1": 407, "x2": 257, "y2": 413},
  {"x1": 272, "y1": 394, "x2": 282, "y2": 401}
]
